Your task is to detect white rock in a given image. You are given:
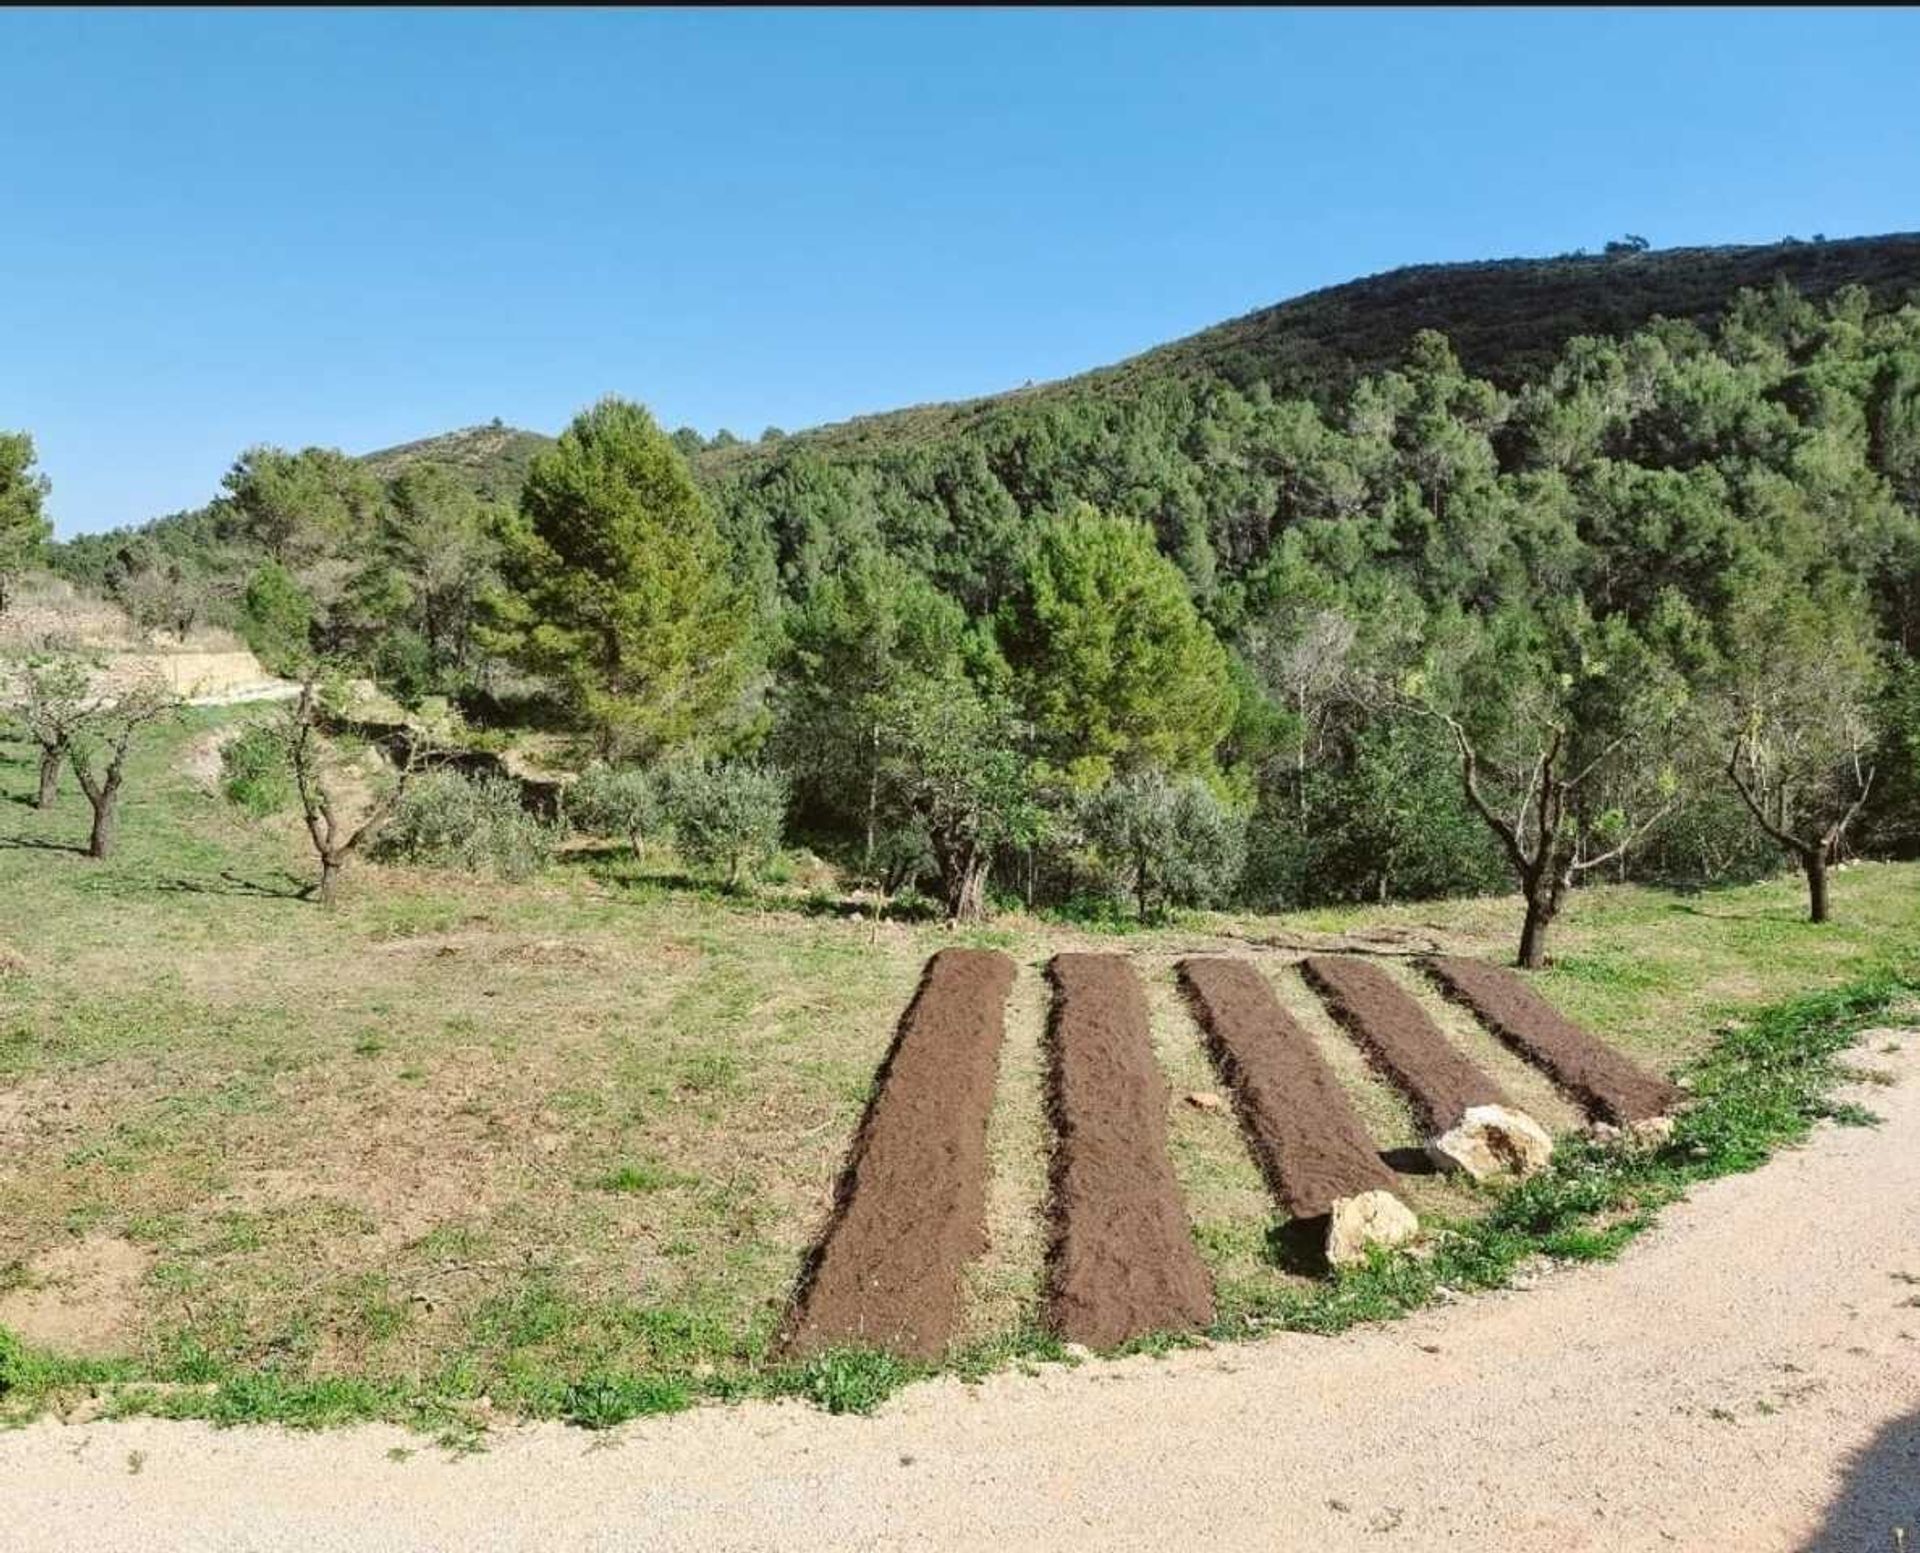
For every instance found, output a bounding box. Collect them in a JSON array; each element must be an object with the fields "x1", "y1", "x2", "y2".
[
  {"x1": 1626, "y1": 1114, "x2": 1674, "y2": 1148},
  {"x1": 1427, "y1": 1105, "x2": 1554, "y2": 1181},
  {"x1": 1325, "y1": 1190, "x2": 1420, "y2": 1269}
]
